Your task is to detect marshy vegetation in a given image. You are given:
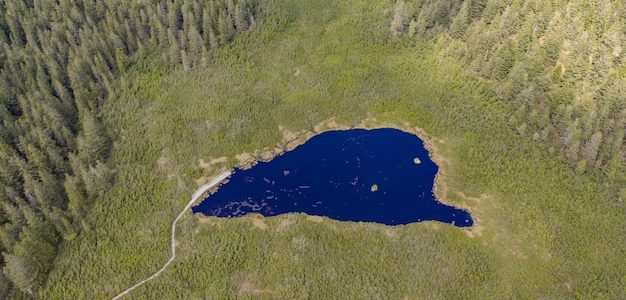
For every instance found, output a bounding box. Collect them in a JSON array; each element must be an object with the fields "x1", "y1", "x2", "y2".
[{"x1": 0, "y1": 0, "x2": 623, "y2": 298}]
